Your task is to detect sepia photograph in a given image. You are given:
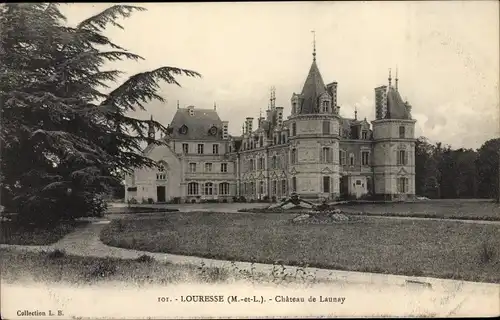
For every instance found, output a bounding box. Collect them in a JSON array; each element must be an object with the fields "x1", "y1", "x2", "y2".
[{"x1": 1, "y1": 1, "x2": 499, "y2": 319}]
